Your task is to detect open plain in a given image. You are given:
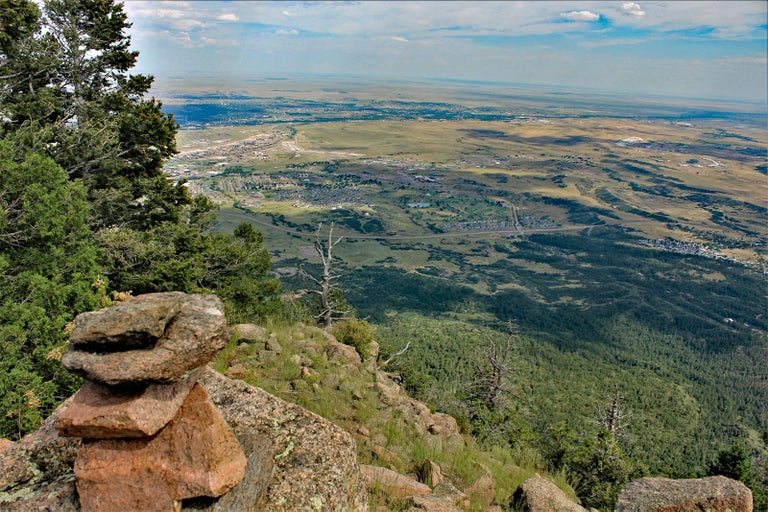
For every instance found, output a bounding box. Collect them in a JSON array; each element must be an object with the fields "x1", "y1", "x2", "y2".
[{"x1": 158, "y1": 75, "x2": 768, "y2": 476}]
